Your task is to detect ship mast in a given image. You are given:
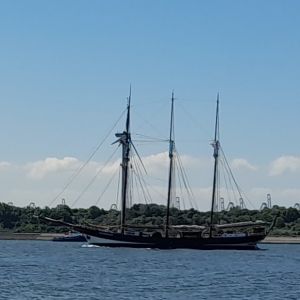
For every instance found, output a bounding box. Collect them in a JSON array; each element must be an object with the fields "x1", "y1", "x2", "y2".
[
  {"x1": 115, "y1": 87, "x2": 132, "y2": 234},
  {"x1": 165, "y1": 92, "x2": 175, "y2": 238},
  {"x1": 209, "y1": 94, "x2": 220, "y2": 237}
]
